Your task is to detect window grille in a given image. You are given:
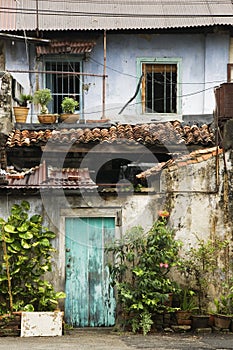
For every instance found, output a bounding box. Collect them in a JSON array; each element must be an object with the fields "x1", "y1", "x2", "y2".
[{"x1": 45, "y1": 60, "x2": 81, "y2": 114}]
